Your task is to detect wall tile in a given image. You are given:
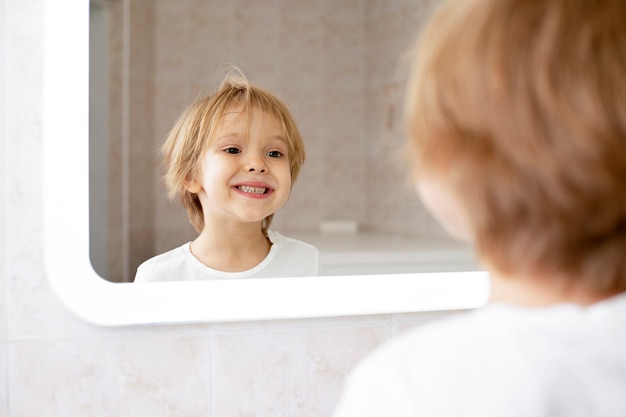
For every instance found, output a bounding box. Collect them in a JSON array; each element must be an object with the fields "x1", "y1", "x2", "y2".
[
  {"x1": 0, "y1": 0, "x2": 6, "y2": 341},
  {"x1": 7, "y1": 268, "x2": 93, "y2": 341},
  {"x1": 0, "y1": 42, "x2": 6, "y2": 341},
  {"x1": 234, "y1": 14, "x2": 281, "y2": 82},
  {"x1": 323, "y1": 0, "x2": 366, "y2": 19},
  {"x1": 277, "y1": 14, "x2": 323, "y2": 89},
  {"x1": 281, "y1": 0, "x2": 320, "y2": 18},
  {"x1": 391, "y1": 309, "x2": 471, "y2": 336},
  {"x1": 211, "y1": 323, "x2": 389, "y2": 417},
  {"x1": 0, "y1": 343, "x2": 7, "y2": 417},
  {"x1": 321, "y1": 153, "x2": 365, "y2": 223},
  {"x1": 8, "y1": 335, "x2": 212, "y2": 417},
  {"x1": 248, "y1": 313, "x2": 391, "y2": 333},
  {"x1": 1, "y1": 12, "x2": 73, "y2": 340},
  {"x1": 322, "y1": 14, "x2": 366, "y2": 89}
]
